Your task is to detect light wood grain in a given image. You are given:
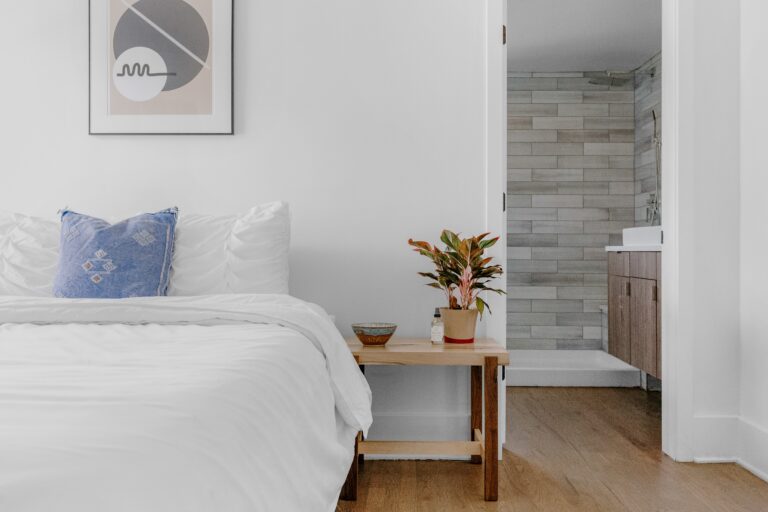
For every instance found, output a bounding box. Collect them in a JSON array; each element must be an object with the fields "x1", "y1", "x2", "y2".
[
  {"x1": 346, "y1": 338, "x2": 510, "y2": 366},
  {"x1": 342, "y1": 338, "x2": 507, "y2": 502},
  {"x1": 630, "y1": 251, "x2": 658, "y2": 279},
  {"x1": 470, "y1": 366, "x2": 482, "y2": 464},
  {"x1": 337, "y1": 388, "x2": 768, "y2": 511},
  {"x1": 359, "y1": 441, "x2": 482, "y2": 457},
  {"x1": 608, "y1": 251, "x2": 630, "y2": 276}
]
